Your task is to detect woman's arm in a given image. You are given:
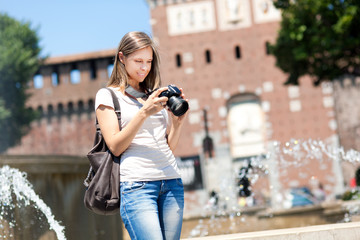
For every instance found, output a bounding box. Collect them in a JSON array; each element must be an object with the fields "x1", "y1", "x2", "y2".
[
  {"x1": 96, "y1": 87, "x2": 168, "y2": 156},
  {"x1": 166, "y1": 89, "x2": 189, "y2": 151},
  {"x1": 166, "y1": 115, "x2": 187, "y2": 152}
]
